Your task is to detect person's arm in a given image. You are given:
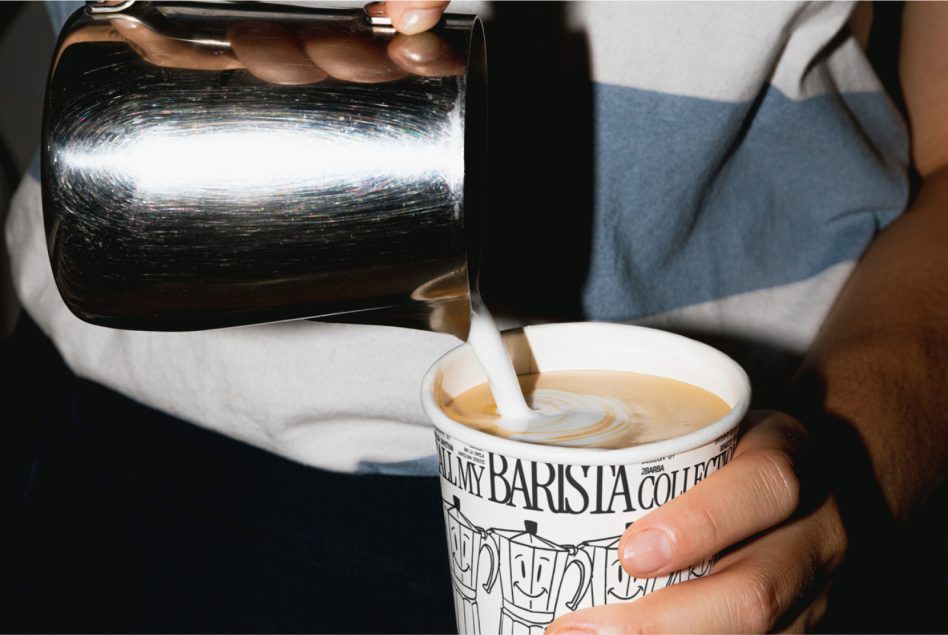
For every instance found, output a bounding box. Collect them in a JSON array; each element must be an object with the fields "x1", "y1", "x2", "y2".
[
  {"x1": 806, "y1": 0, "x2": 948, "y2": 518},
  {"x1": 547, "y1": 3, "x2": 948, "y2": 632}
]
